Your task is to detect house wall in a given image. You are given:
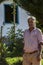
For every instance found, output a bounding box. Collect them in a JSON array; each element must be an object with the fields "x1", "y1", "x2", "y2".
[
  {"x1": 15, "y1": 6, "x2": 29, "y2": 32},
  {"x1": 0, "y1": 1, "x2": 29, "y2": 36}
]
